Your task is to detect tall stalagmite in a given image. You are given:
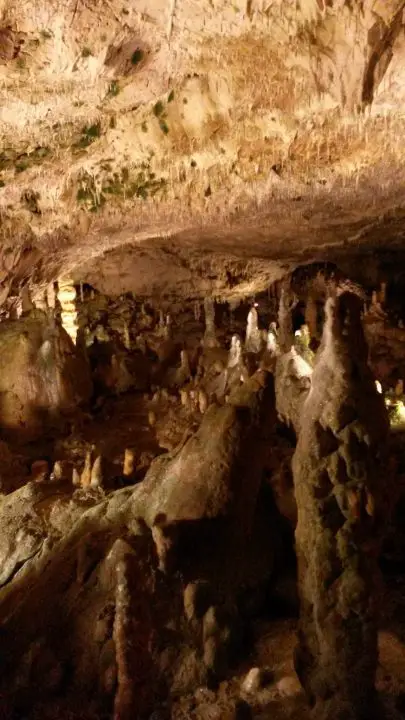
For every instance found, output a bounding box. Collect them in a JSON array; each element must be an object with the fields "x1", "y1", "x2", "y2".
[
  {"x1": 292, "y1": 291, "x2": 390, "y2": 720},
  {"x1": 278, "y1": 285, "x2": 295, "y2": 352}
]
